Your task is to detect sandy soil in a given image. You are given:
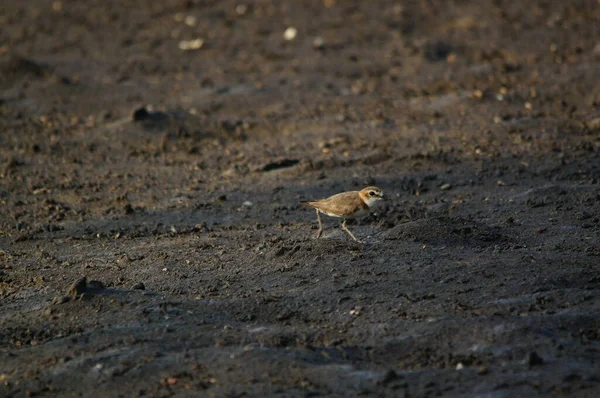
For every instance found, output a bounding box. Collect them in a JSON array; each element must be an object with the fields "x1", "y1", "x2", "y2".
[{"x1": 1, "y1": 0, "x2": 599, "y2": 396}]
